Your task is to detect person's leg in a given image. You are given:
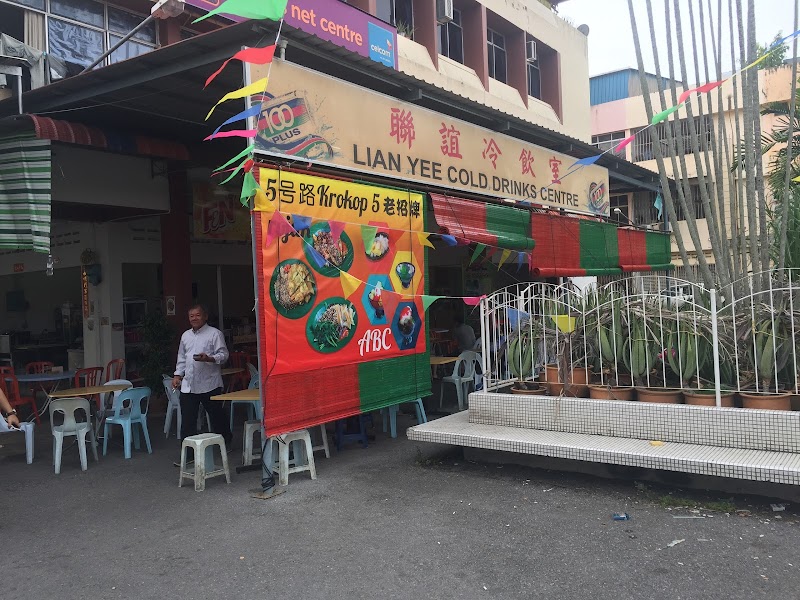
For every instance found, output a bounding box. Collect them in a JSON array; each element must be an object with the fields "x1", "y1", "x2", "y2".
[
  {"x1": 199, "y1": 387, "x2": 233, "y2": 447},
  {"x1": 179, "y1": 392, "x2": 200, "y2": 440}
]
